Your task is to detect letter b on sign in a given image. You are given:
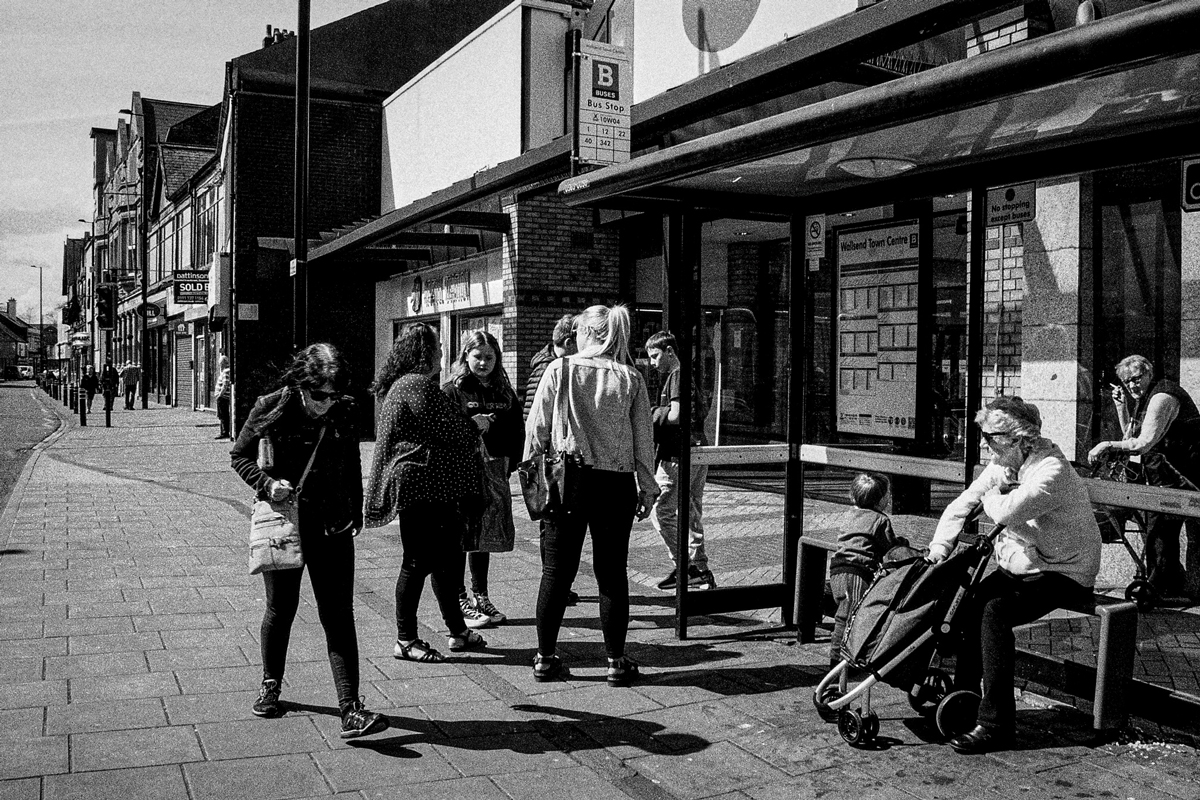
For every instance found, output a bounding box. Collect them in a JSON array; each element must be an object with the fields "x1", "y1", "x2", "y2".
[
  {"x1": 1184, "y1": 158, "x2": 1200, "y2": 212},
  {"x1": 592, "y1": 59, "x2": 619, "y2": 99}
]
